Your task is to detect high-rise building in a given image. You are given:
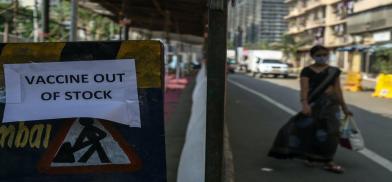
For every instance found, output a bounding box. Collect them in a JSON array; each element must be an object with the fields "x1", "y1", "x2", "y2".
[
  {"x1": 228, "y1": 0, "x2": 287, "y2": 46},
  {"x1": 260, "y1": 0, "x2": 288, "y2": 42}
]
